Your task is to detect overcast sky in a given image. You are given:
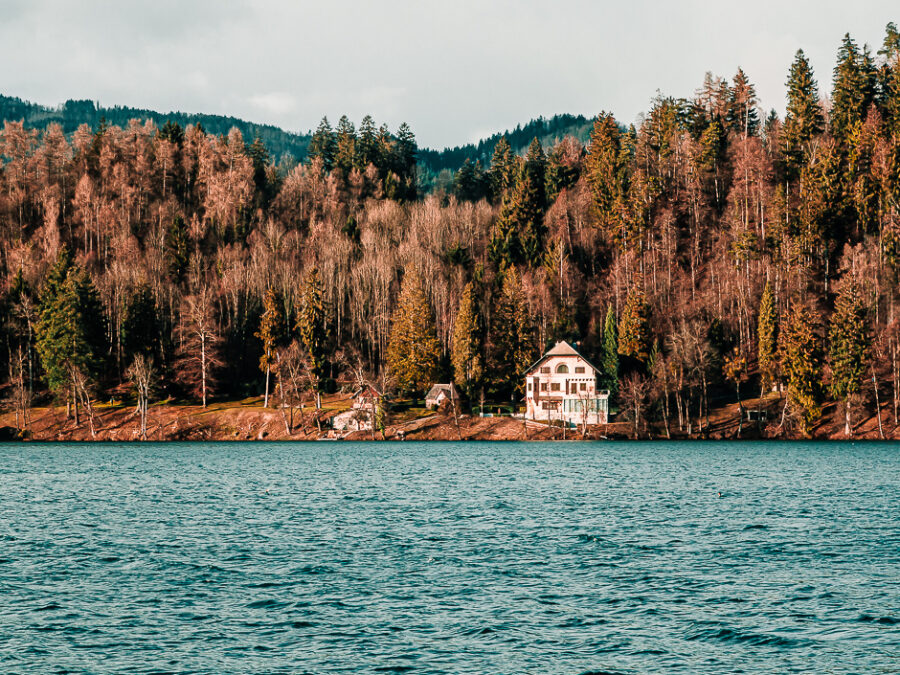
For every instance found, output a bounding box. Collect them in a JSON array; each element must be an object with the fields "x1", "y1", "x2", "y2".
[{"x1": 1, "y1": 1, "x2": 897, "y2": 149}]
